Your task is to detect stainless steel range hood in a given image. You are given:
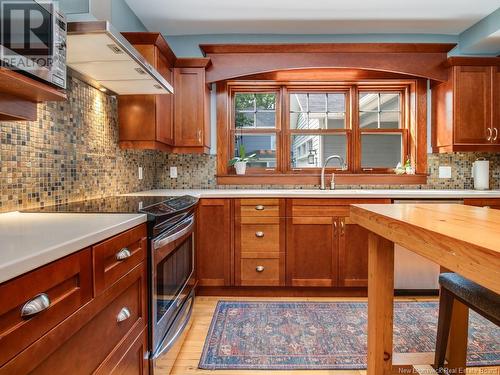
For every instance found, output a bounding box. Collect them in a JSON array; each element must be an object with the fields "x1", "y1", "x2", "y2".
[{"x1": 67, "y1": 21, "x2": 173, "y2": 95}]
